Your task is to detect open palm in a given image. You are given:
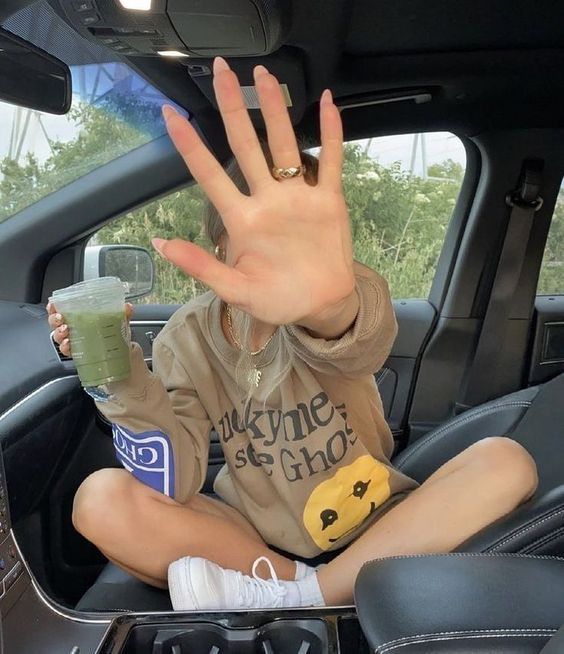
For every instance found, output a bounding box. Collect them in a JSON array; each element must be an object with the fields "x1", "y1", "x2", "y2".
[{"x1": 155, "y1": 59, "x2": 355, "y2": 327}]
